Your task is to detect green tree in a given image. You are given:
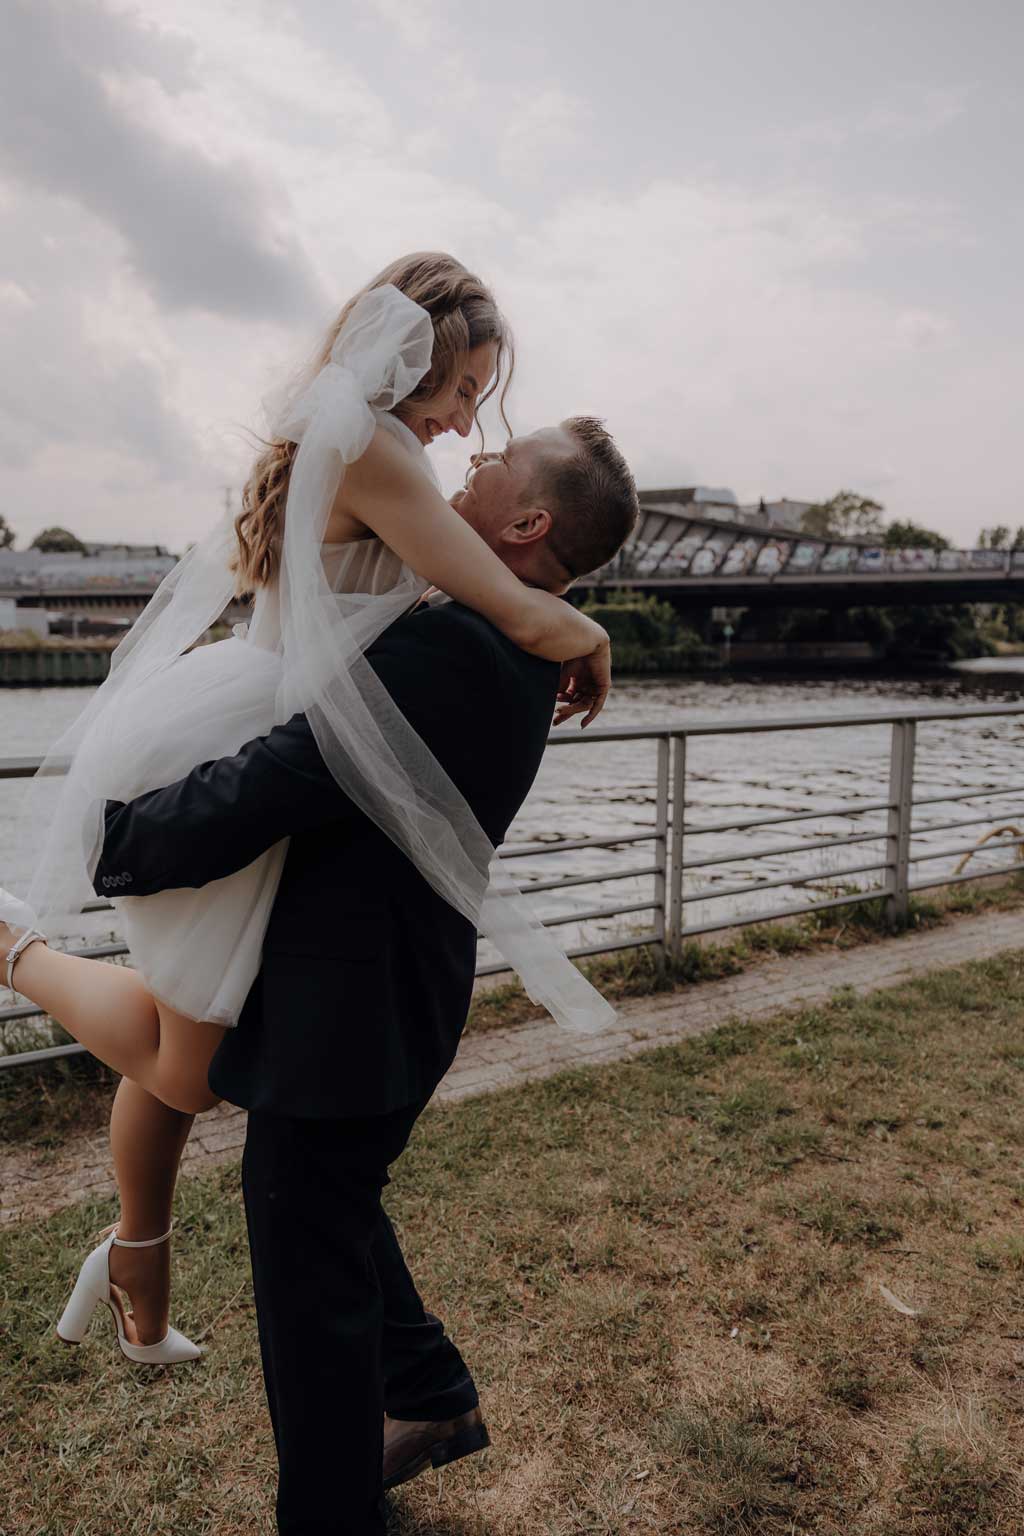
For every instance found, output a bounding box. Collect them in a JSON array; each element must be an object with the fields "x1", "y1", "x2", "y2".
[
  {"x1": 978, "y1": 525, "x2": 1024, "y2": 551},
  {"x1": 0, "y1": 514, "x2": 14, "y2": 550},
  {"x1": 766, "y1": 600, "x2": 993, "y2": 662},
  {"x1": 995, "y1": 603, "x2": 1024, "y2": 643},
  {"x1": 773, "y1": 606, "x2": 894, "y2": 648},
  {"x1": 883, "y1": 520, "x2": 950, "y2": 551},
  {"x1": 581, "y1": 592, "x2": 711, "y2": 673},
  {"x1": 801, "y1": 491, "x2": 884, "y2": 542},
  {"x1": 885, "y1": 603, "x2": 995, "y2": 663},
  {"x1": 30, "y1": 527, "x2": 87, "y2": 554}
]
